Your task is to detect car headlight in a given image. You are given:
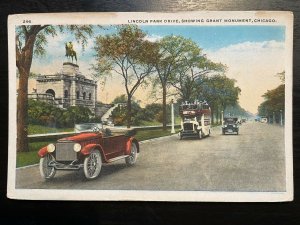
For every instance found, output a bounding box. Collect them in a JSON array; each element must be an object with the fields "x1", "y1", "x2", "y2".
[
  {"x1": 73, "y1": 143, "x2": 82, "y2": 152},
  {"x1": 47, "y1": 143, "x2": 56, "y2": 153}
]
